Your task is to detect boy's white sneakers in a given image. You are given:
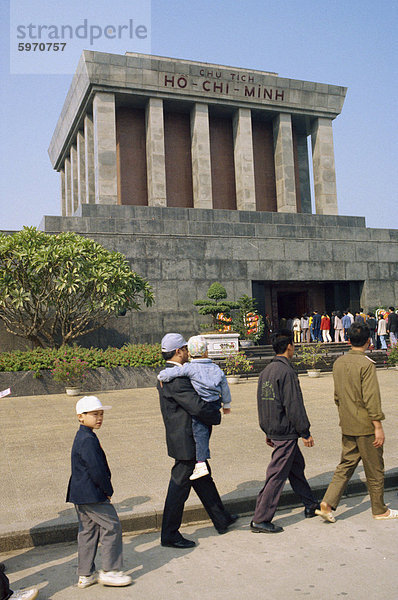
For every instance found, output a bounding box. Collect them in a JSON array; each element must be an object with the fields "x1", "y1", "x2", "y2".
[
  {"x1": 98, "y1": 570, "x2": 132, "y2": 587},
  {"x1": 77, "y1": 573, "x2": 97, "y2": 588},
  {"x1": 10, "y1": 589, "x2": 39, "y2": 600},
  {"x1": 189, "y1": 462, "x2": 209, "y2": 480}
]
